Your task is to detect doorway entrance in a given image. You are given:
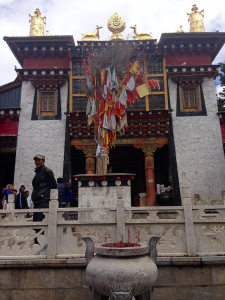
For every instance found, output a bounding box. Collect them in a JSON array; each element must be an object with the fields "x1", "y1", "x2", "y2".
[
  {"x1": 0, "y1": 152, "x2": 16, "y2": 208},
  {"x1": 109, "y1": 146, "x2": 145, "y2": 206}
]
